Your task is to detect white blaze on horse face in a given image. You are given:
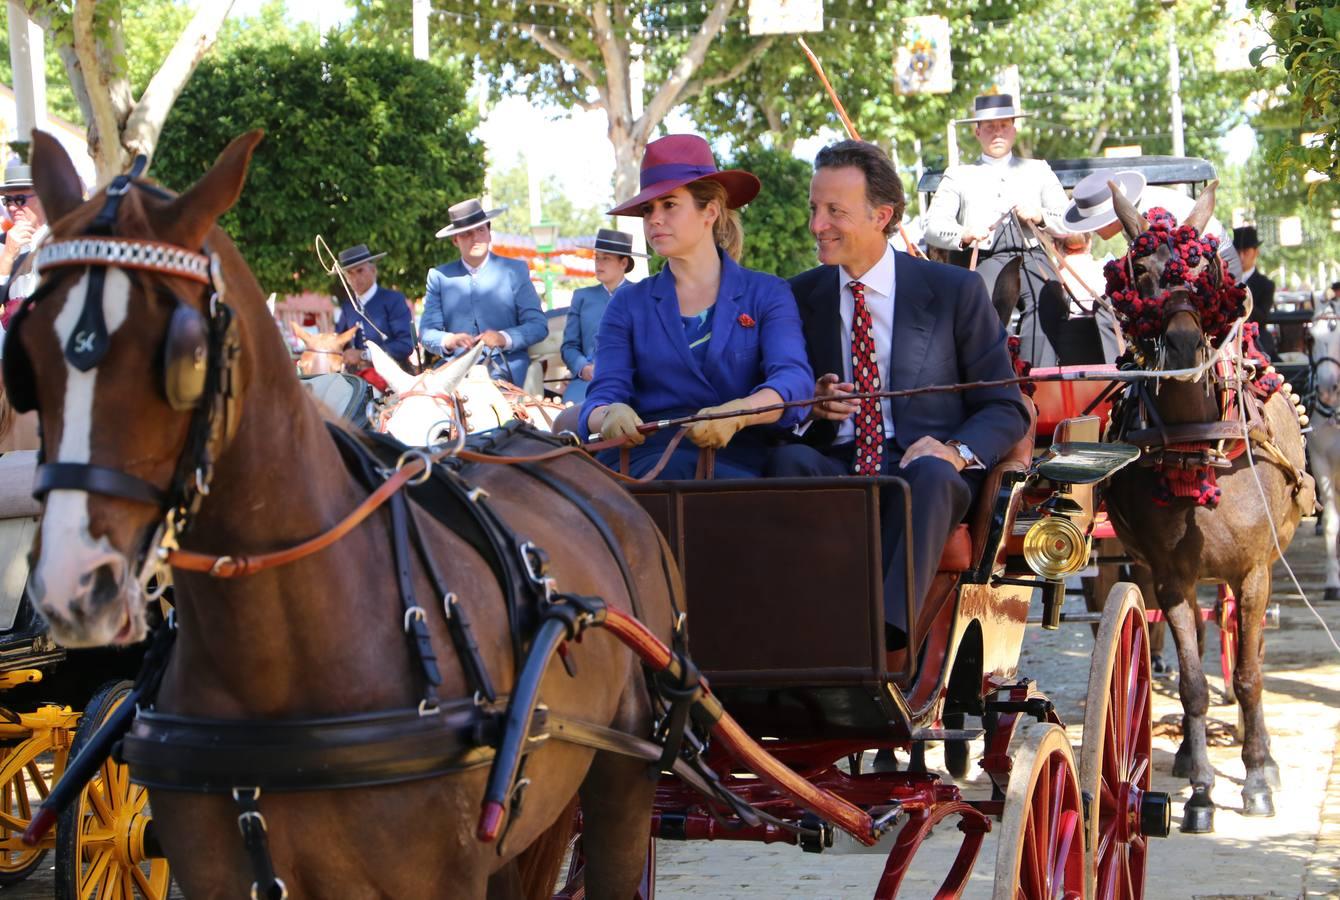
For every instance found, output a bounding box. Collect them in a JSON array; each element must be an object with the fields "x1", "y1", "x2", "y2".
[{"x1": 30, "y1": 269, "x2": 135, "y2": 641}]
